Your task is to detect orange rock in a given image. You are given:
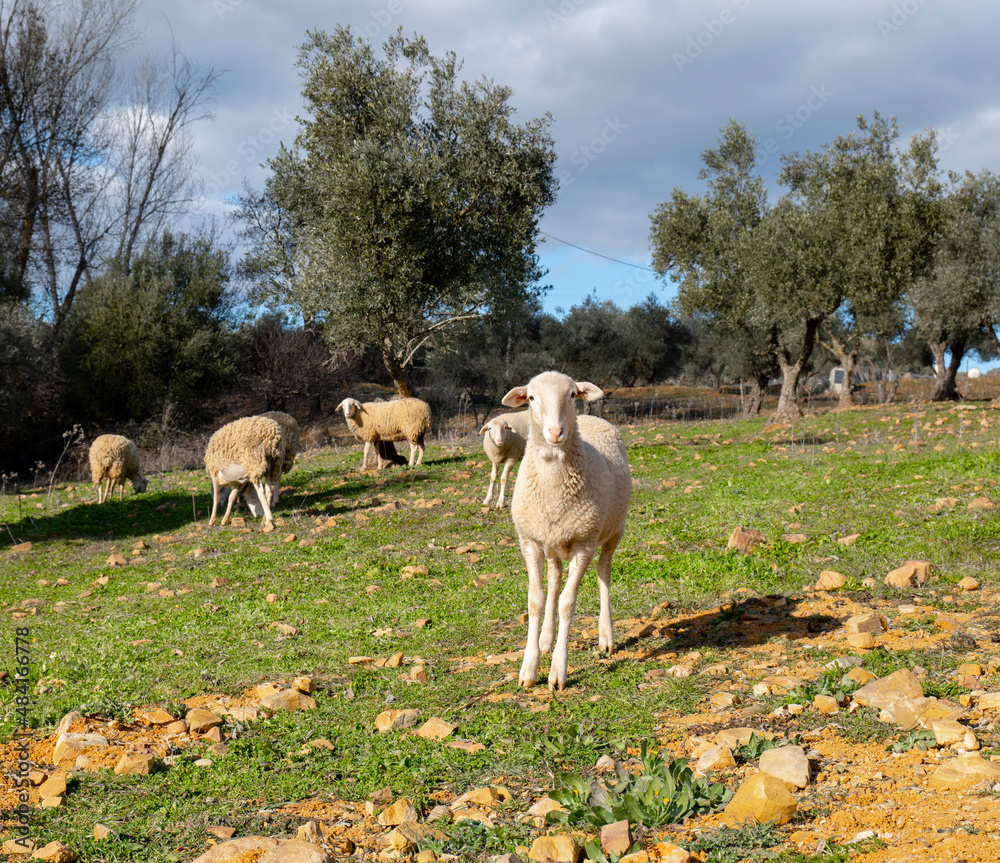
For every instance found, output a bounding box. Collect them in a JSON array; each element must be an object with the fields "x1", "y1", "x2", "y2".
[{"x1": 723, "y1": 773, "x2": 798, "y2": 826}]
